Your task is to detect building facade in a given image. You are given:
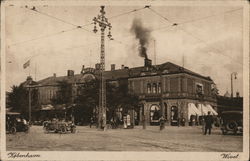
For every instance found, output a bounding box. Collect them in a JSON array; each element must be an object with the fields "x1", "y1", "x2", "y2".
[{"x1": 23, "y1": 58, "x2": 218, "y2": 126}]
